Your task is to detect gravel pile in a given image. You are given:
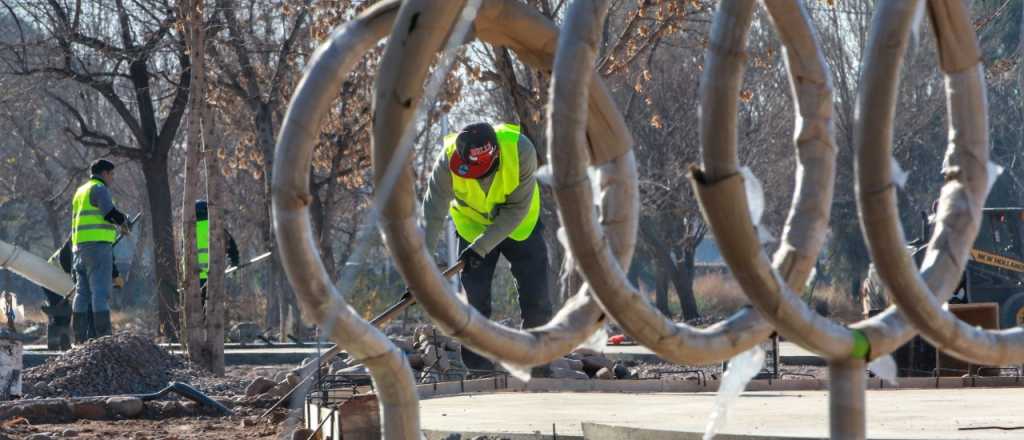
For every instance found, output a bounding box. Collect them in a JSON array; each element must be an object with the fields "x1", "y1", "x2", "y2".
[{"x1": 21, "y1": 333, "x2": 248, "y2": 398}]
